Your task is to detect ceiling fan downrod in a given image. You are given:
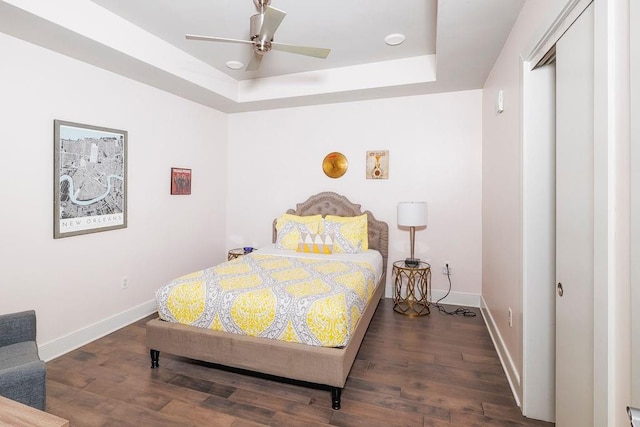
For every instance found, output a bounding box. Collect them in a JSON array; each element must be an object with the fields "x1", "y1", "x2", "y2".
[{"x1": 253, "y1": 0, "x2": 271, "y2": 12}]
